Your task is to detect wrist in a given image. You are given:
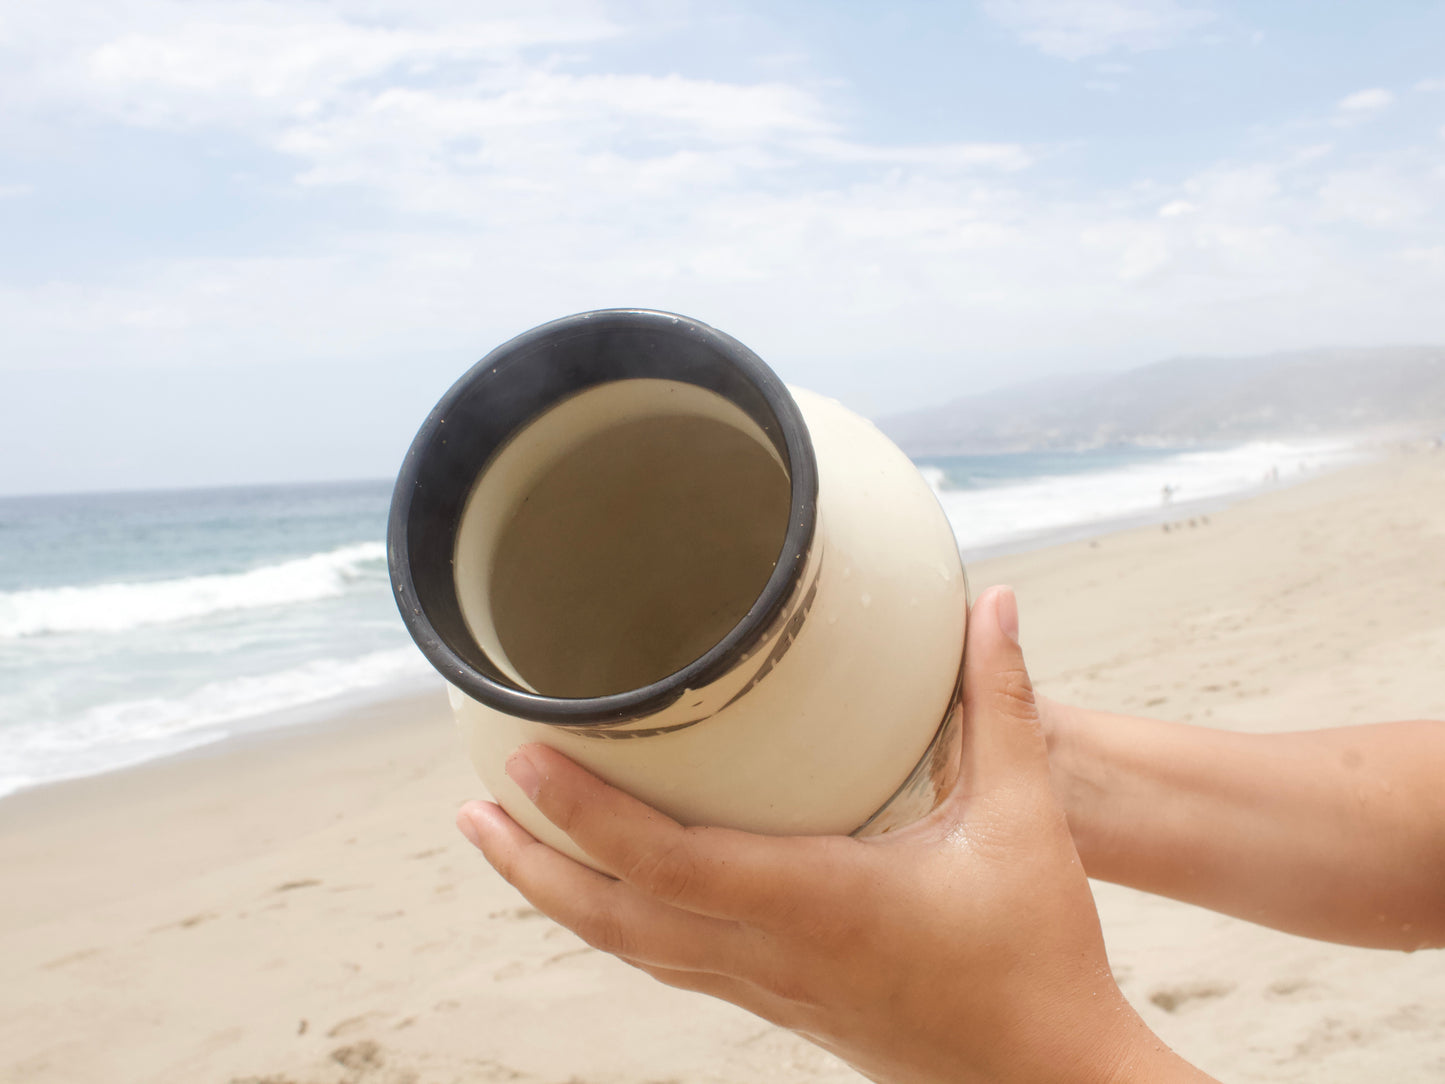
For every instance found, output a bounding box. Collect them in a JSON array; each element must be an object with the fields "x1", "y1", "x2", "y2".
[
  {"x1": 1034, "y1": 696, "x2": 1092, "y2": 852},
  {"x1": 1019, "y1": 981, "x2": 1210, "y2": 1084}
]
